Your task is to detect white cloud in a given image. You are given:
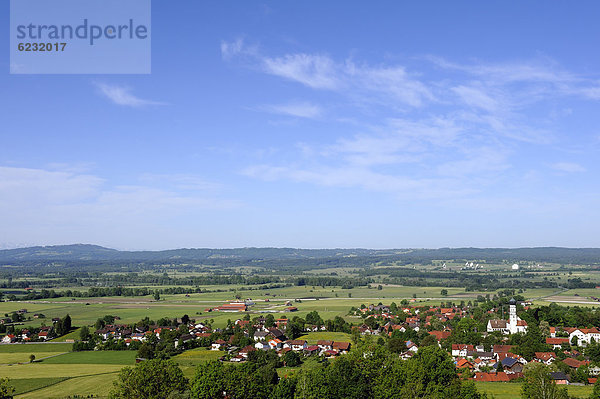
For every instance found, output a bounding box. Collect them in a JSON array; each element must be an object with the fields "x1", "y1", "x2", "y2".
[
  {"x1": 222, "y1": 40, "x2": 433, "y2": 107},
  {"x1": 95, "y1": 83, "x2": 164, "y2": 107},
  {"x1": 259, "y1": 102, "x2": 323, "y2": 118},
  {"x1": 263, "y1": 53, "x2": 340, "y2": 89},
  {"x1": 224, "y1": 44, "x2": 600, "y2": 203},
  {"x1": 0, "y1": 166, "x2": 239, "y2": 246},
  {"x1": 551, "y1": 162, "x2": 586, "y2": 173},
  {"x1": 452, "y1": 85, "x2": 501, "y2": 112}
]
